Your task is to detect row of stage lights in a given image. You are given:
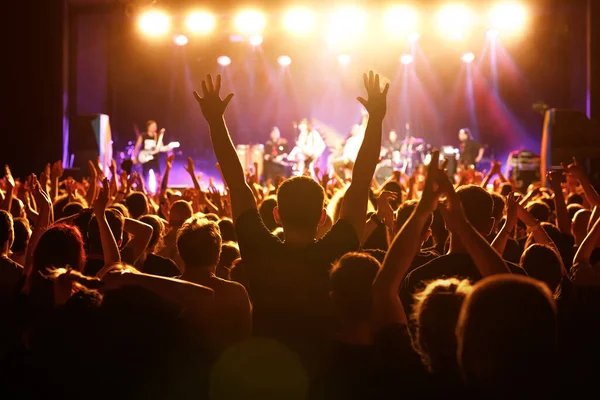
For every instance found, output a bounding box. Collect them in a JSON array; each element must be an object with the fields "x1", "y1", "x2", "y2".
[
  {"x1": 138, "y1": 2, "x2": 528, "y2": 45},
  {"x1": 213, "y1": 51, "x2": 477, "y2": 68}
]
